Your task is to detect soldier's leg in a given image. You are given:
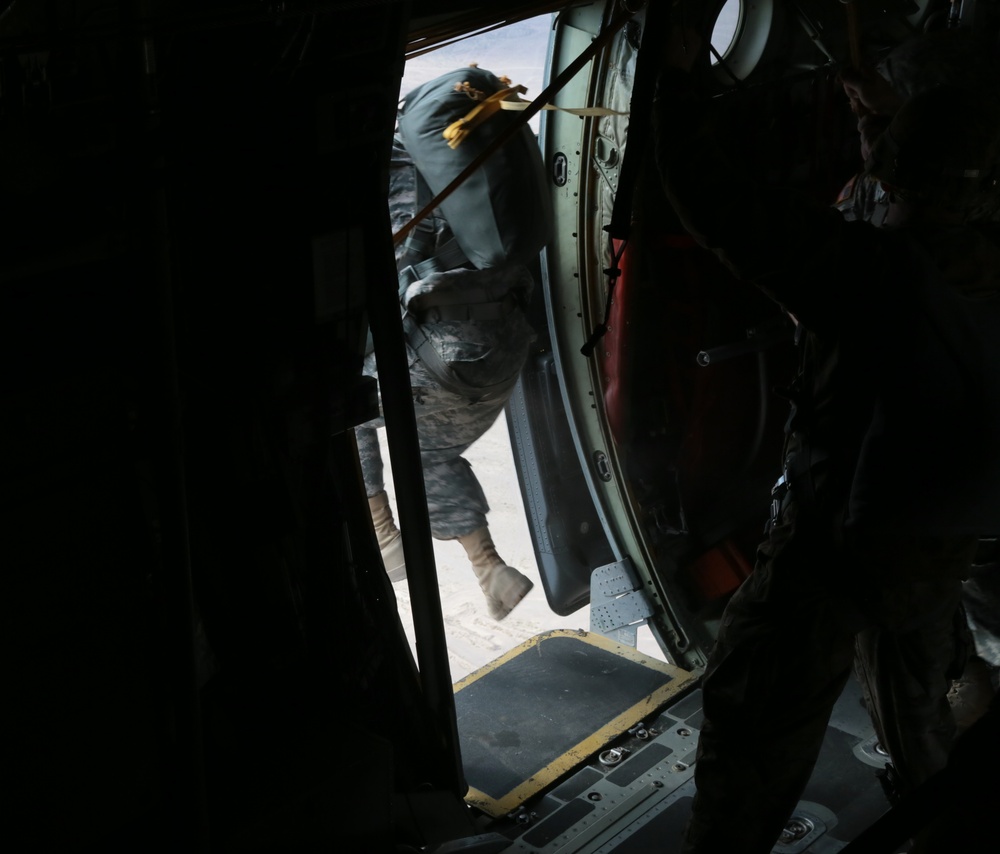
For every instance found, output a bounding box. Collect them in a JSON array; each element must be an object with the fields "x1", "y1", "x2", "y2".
[
  {"x1": 355, "y1": 418, "x2": 405, "y2": 580},
  {"x1": 682, "y1": 526, "x2": 858, "y2": 854},
  {"x1": 962, "y1": 540, "x2": 1000, "y2": 671},
  {"x1": 949, "y1": 559, "x2": 1000, "y2": 734},
  {"x1": 851, "y1": 536, "x2": 979, "y2": 795},
  {"x1": 355, "y1": 420, "x2": 386, "y2": 498},
  {"x1": 357, "y1": 352, "x2": 393, "y2": 500},
  {"x1": 413, "y1": 384, "x2": 533, "y2": 618},
  {"x1": 853, "y1": 578, "x2": 967, "y2": 796},
  {"x1": 422, "y1": 456, "x2": 489, "y2": 537},
  {"x1": 409, "y1": 384, "x2": 505, "y2": 537}
]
